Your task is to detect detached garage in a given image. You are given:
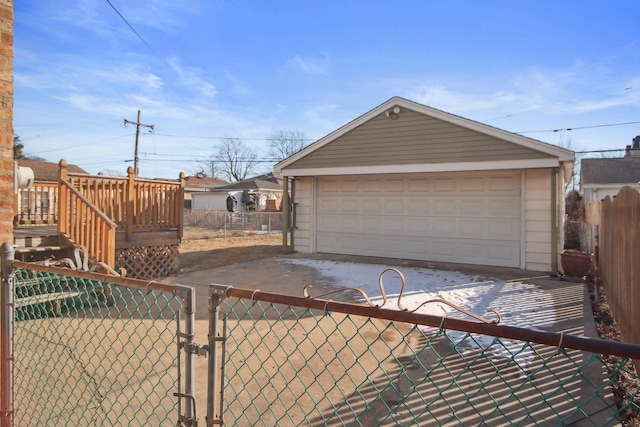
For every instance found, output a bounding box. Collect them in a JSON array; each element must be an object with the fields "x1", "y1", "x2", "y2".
[{"x1": 274, "y1": 97, "x2": 574, "y2": 273}]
